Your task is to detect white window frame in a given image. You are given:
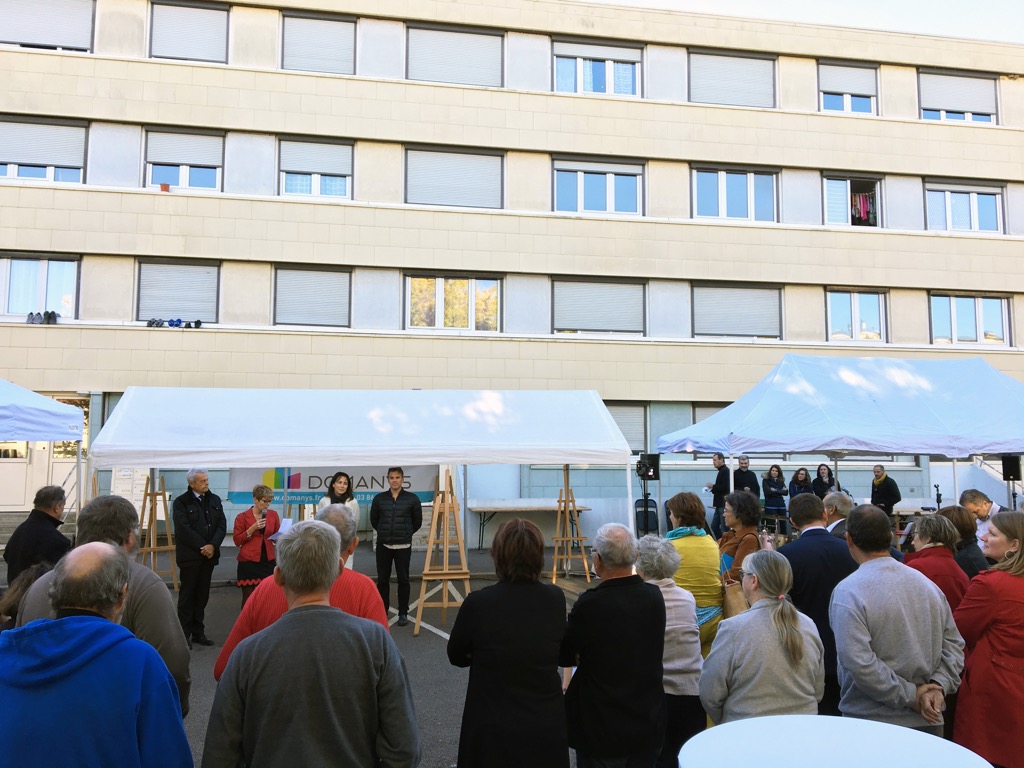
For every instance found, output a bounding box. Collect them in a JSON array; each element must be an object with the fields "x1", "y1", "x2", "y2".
[
  {"x1": 147, "y1": 163, "x2": 222, "y2": 190},
  {"x1": 921, "y1": 109, "x2": 994, "y2": 123},
  {"x1": 274, "y1": 266, "x2": 351, "y2": 327},
  {"x1": 280, "y1": 172, "x2": 350, "y2": 198},
  {"x1": 0, "y1": 255, "x2": 79, "y2": 318},
  {"x1": 136, "y1": 260, "x2": 220, "y2": 323},
  {"x1": 929, "y1": 294, "x2": 1009, "y2": 346},
  {"x1": 818, "y1": 62, "x2": 878, "y2": 115},
  {"x1": 826, "y1": 290, "x2": 887, "y2": 342},
  {"x1": 405, "y1": 274, "x2": 501, "y2": 332},
  {"x1": 552, "y1": 160, "x2": 643, "y2": 215},
  {"x1": 552, "y1": 41, "x2": 642, "y2": 97},
  {"x1": 278, "y1": 140, "x2": 353, "y2": 200},
  {"x1": 823, "y1": 176, "x2": 881, "y2": 227},
  {"x1": 925, "y1": 183, "x2": 1003, "y2": 233},
  {"x1": 693, "y1": 169, "x2": 777, "y2": 222},
  {"x1": 820, "y1": 92, "x2": 876, "y2": 114},
  {"x1": 145, "y1": 131, "x2": 224, "y2": 192},
  {"x1": 0, "y1": 163, "x2": 82, "y2": 183}
]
